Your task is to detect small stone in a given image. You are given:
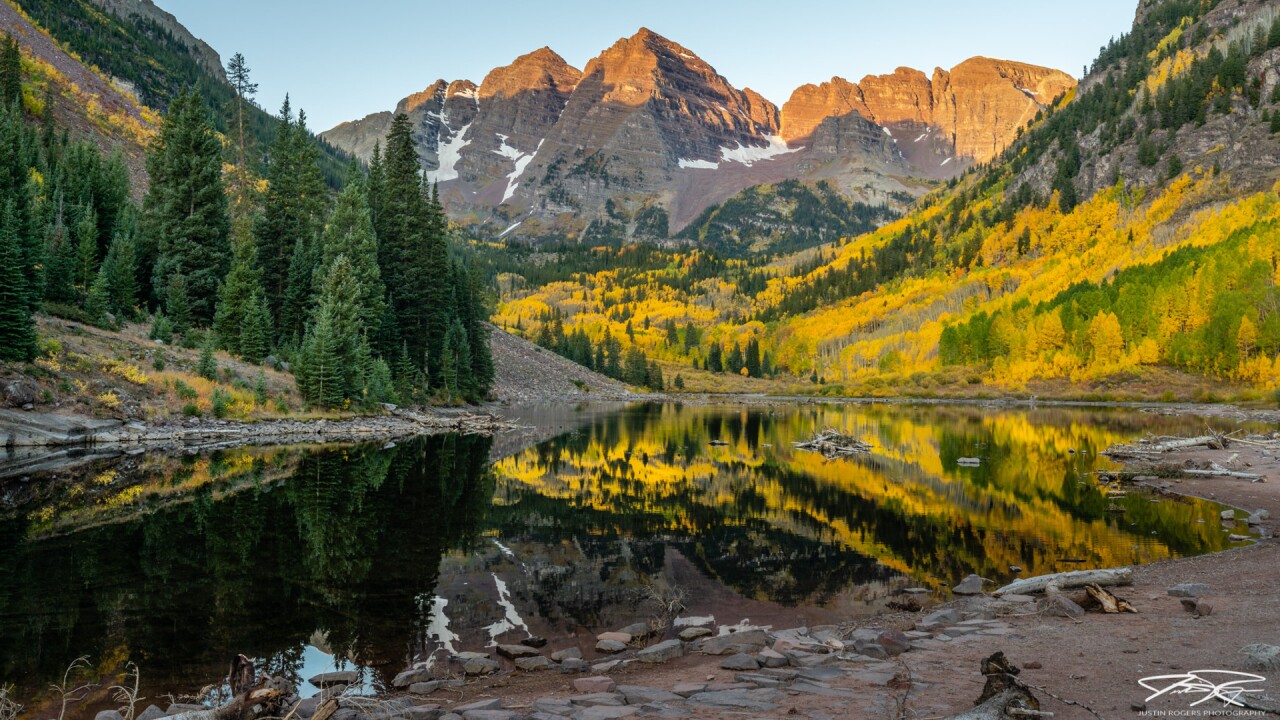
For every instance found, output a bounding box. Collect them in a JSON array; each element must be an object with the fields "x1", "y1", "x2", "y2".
[
  {"x1": 559, "y1": 657, "x2": 588, "y2": 673},
  {"x1": 496, "y1": 644, "x2": 540, "y2": 658},
  {"x1": 952, "y1": 574, "x2": 985, "y2": 595},
  {"x1": 95, "y1": 712, "x2": 123, "y2": 720},
  {"x1": 877, "y1": 630, "x2": 912, "y2": 657},
  {"x1": 637, "y1": 639, "x2": 684, "y2": 663},
  {"x1": 758, "y1": 648, "x2": 788, "y2": 668},
  {"x1": 719, "y1": 653, "x2": 761, "y2": 671},
  {"x1": 136, "y1": 707, "x2": 165, "y2": 720},
  {"x1": 1167, "y1": 583, "x2": 1210, "y2": 597},
  {"x1": 672, "y1": 683, "x2": 707, "y2": 697},
  {"x1": 524, "y1": 636, "x2": 548, "y2": 648},
  {"x1": 455, "y1": 699, "x2": 503, "y2": 713},
  {"x1": 1131, "y1": 702, "x2": 1147, "y2": 712},
  {"x1": 592, "y1": 660, "x2": 622, "y2": 673},
  {"x1": 574, "y1": 676, "x2": 618, "y2": 694},
  {"x1": 568, "y1": 692, "x2": 626, "y2": 707},
  {"x1": 575, "y1": 708, "x2": 637, "y2": 720},
  {"x1": 679, "y1": 627, "x2": 713, "y2": 641},
  {"x1": 552, "y1": 647, "x2": 583, "y2": 662},
  {"x1": 1221, "y1": 509, "x2": 1236, "y2": 520},
  {"x1": 409, "y1": 681, "x2": 441, "y2": 694},
  {"x1": 1024, "y1": 662, "x2": 1042, "y2": 670},
  {"x1": 597, "y1": 631, "x2": 632, "y2": 644},
  {"x1": 596, "y1": 639, "x2": 628, "y2": 654},
  {"x1": 616, "y1": 685, "x2": 682, "y2": 704},
  {"x1": 394, "y1": 668, "x2": 435, "y2": 688},
  {"x1": 516, "y1": 656, "x2": 553, "y2": 671}
]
